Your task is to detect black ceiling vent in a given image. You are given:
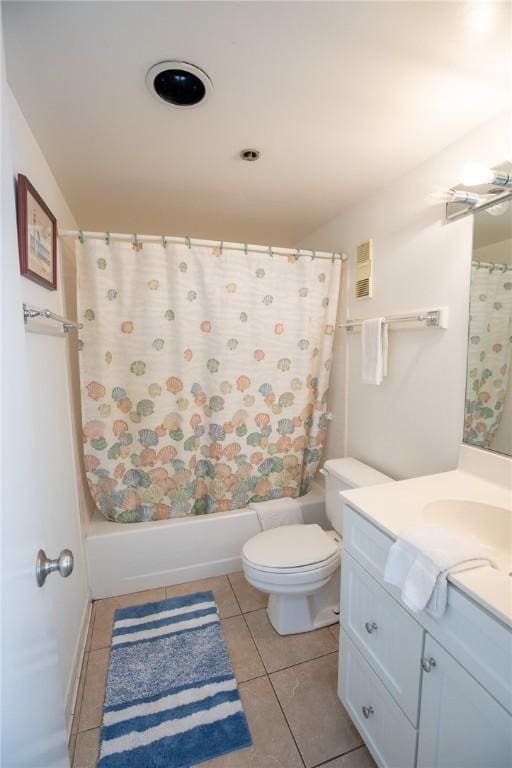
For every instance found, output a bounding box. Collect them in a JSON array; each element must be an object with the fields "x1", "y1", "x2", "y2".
[{"x1": 146, "y1": 61, "x2": 212, "y2": 107}]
